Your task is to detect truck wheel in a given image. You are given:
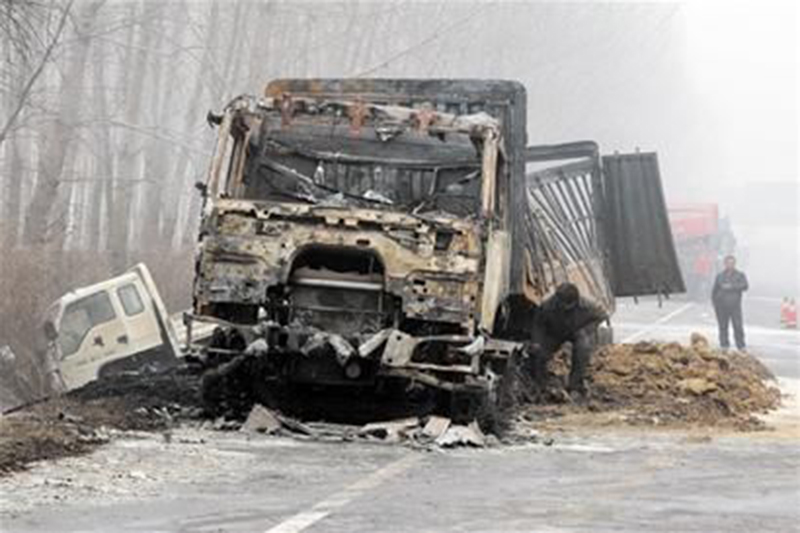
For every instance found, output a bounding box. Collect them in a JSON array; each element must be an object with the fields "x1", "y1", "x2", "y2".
[
  {"x1": 445, "y1": 350, "x2": 521, "y2": 435},
  {"x1": 476, "y1": 352, "x2": 520, "y2": 435}
]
